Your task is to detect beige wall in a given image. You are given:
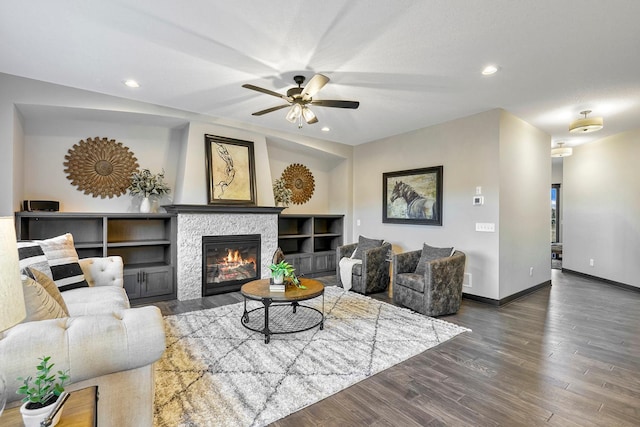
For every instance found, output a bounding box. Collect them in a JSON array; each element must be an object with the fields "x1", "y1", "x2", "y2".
[
  {"x1": 563, "y1": 129, "x2": 640, "y2": 288},
  {"x1": 353, "y1": 109, "x2": 551, "y2": 300},
  {"x1": 0, "y1": 73, "x2": 351, "y2": 218},
  {"x1": 498, "y1": 110, "x2": 551, "y2": 299}
]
